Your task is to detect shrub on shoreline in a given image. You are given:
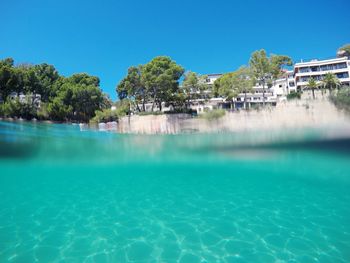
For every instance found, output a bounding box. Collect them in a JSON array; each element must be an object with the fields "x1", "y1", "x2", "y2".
[
  {"x1": 137, "y1": 111, "x2": 164, "y2": 116},
  {"x1": 136, "y1": 109, "x2": 196, "y2": 116},
  {"x1": 287, "y1": 91, "x2": 301, "y2": 100},
  {"x1": 330, "y1": 87, "x2": 350, "y2": 112},
  {"x1": 90, "y1": 109, "x2": 120, "y2": 123},
  {"x1": 201, "y1": 109, "x2": 226, "y2": 121}
]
